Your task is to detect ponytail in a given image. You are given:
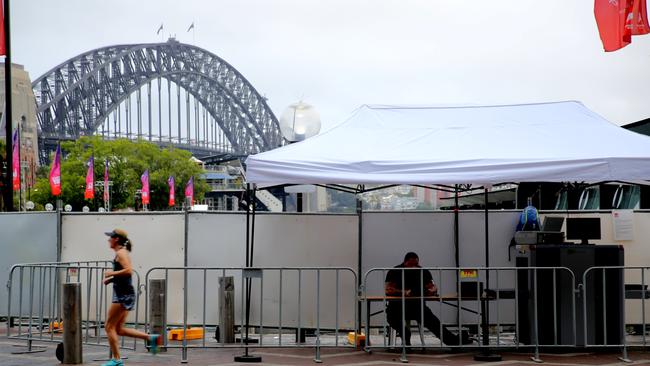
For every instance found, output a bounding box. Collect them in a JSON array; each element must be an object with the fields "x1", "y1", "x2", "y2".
[{"x1": 124, "y1": 238, "x2": 132, "y2": 252}]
